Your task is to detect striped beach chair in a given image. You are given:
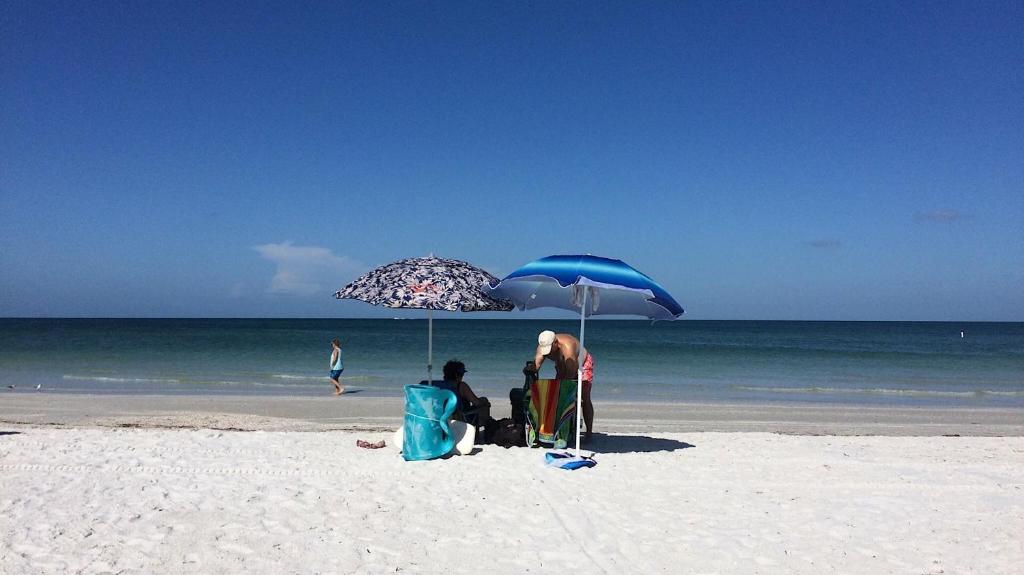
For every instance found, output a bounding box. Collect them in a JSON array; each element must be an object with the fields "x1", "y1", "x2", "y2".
[{"x1": 525, "y1": 378, "x2": 578, "y2": 449}]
